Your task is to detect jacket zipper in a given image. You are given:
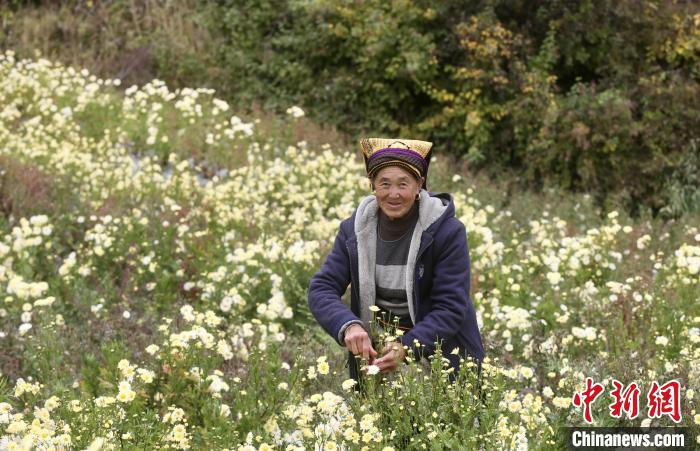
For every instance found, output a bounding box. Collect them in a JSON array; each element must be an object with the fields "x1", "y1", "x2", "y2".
[
  {"x1": 412, "y1": 234, "x2": 433, "y2": 321},
  {"x1": 346, "y1": 241, "x2": 360, "y2": 312}
]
